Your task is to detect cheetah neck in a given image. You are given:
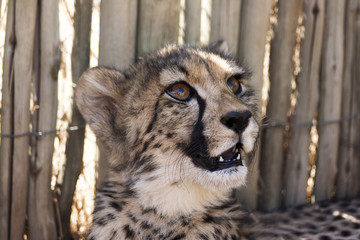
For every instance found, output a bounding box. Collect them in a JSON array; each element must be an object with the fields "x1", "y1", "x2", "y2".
[
  {"x1": 134, "y1": 180, "x2": 232, "y2": 218},
  {"x1": 107, "y1": 170, "x2": 232, "y2": 218}
]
